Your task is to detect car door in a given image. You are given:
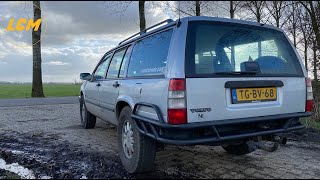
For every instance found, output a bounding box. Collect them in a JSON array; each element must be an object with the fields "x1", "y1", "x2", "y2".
[
  {"x1": 84, "y1": 54, "x2": 112, "y2": 117},
  {"x1": 99, "y1": 46, "x2": 132, "y2": 125}
]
